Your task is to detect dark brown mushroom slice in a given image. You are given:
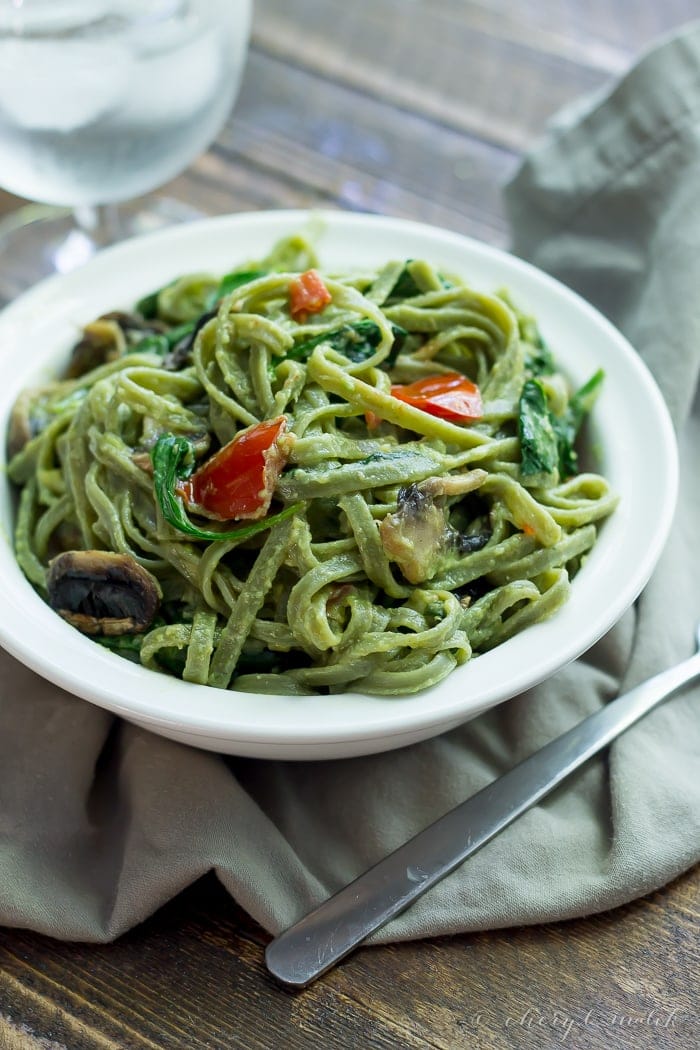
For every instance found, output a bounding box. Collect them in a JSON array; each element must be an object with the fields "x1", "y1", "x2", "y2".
[
  {"x1": 65, "y1": 319, "x2": 126, "y2": 379},
  {"x1": 47, "y1": 550, "x2": 161, "y2": 637},
  {"x1": 99, "y1": 310, "x2": 168, "y2": 334}
]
